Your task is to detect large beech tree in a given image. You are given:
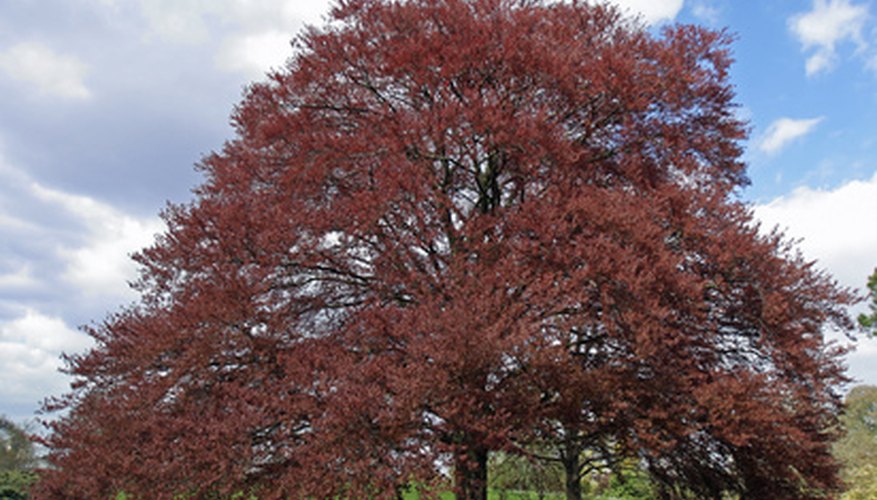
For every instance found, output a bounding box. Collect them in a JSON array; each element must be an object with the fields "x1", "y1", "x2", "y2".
[{"x1": 36, "y1": 1, "x2": 855, "y2": 499}]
